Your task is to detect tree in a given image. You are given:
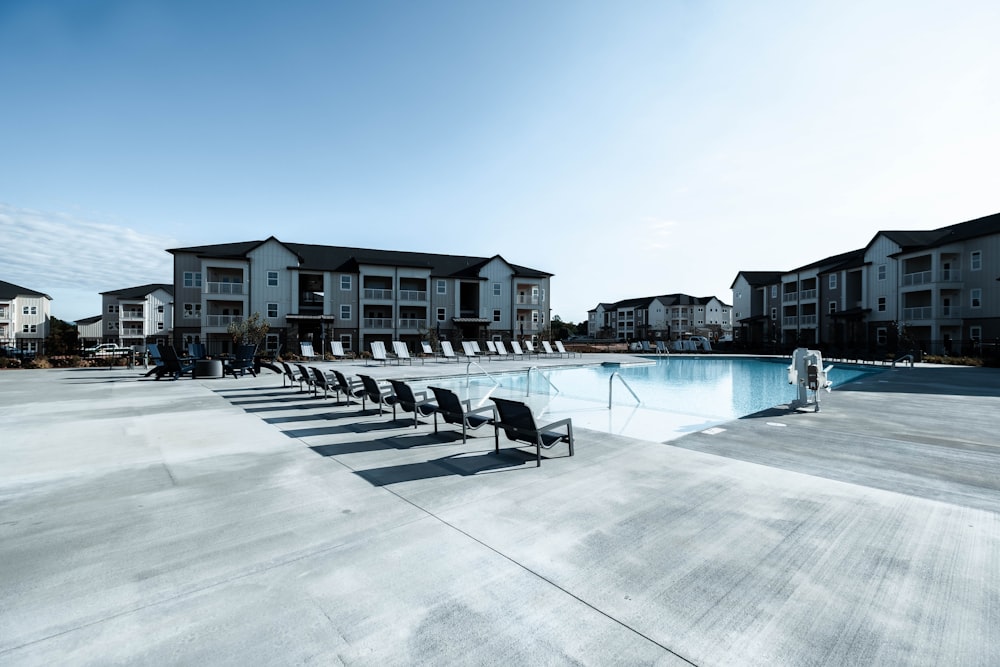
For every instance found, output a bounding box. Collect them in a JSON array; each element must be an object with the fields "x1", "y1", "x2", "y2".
[
  {"x1": 46, "y1": 318, "x2": 79, "y2": 355},
  {"x1": 227, "y1": 312, "x2": 271, "y2": 346}
]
